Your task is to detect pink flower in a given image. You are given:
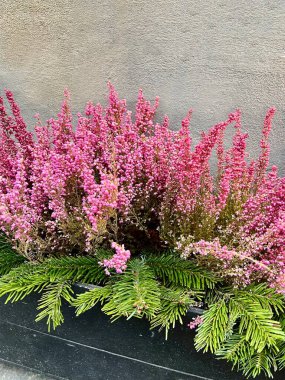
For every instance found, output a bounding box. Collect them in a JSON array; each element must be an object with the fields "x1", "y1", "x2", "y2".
[
  {"x1": 188, "y1": 316, "x2": 203, "y2": 330},
  {"x1": 100, "y1": 242, "x2": 131, "y2": 275}
]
